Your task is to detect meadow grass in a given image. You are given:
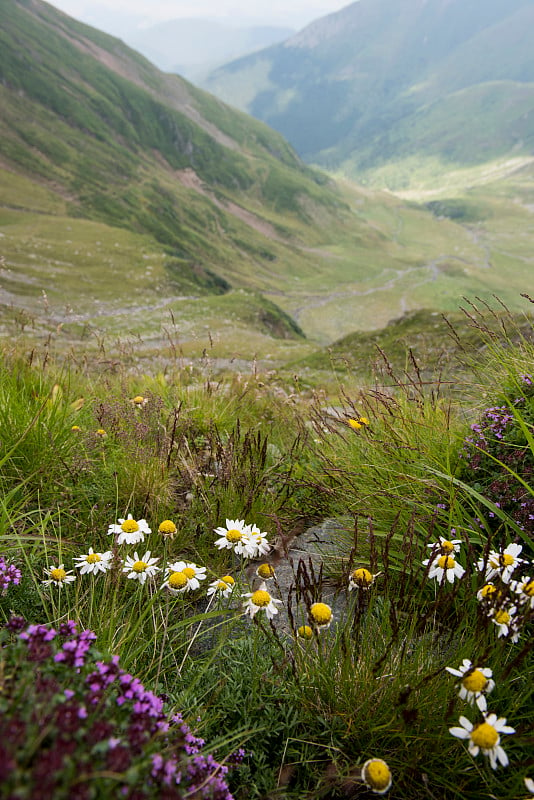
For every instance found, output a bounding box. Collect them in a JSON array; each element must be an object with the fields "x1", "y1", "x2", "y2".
[{"x1": 0, "y1": 306, "x2": 532, "y2": 799}]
